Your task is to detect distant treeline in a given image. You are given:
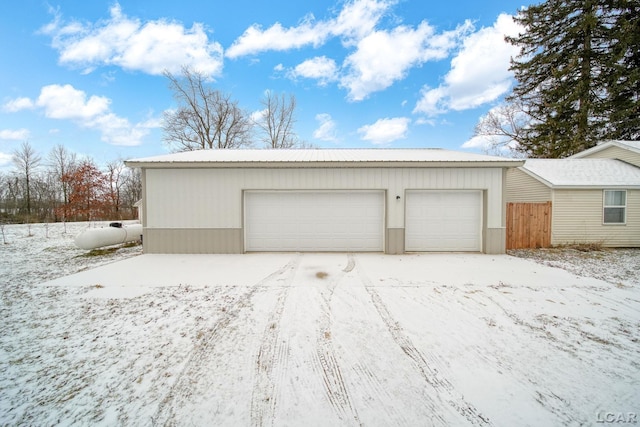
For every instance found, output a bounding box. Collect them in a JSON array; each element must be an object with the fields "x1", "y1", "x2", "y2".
[{"x1": 0, "y1": 142, "x2": 141, "y2": 224}]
